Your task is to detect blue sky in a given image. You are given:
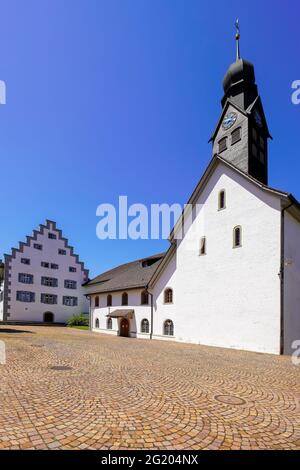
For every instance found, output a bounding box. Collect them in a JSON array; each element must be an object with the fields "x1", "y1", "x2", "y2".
[{"x1": 0, "y1": 0, "x2": 299, "y2": 277}]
